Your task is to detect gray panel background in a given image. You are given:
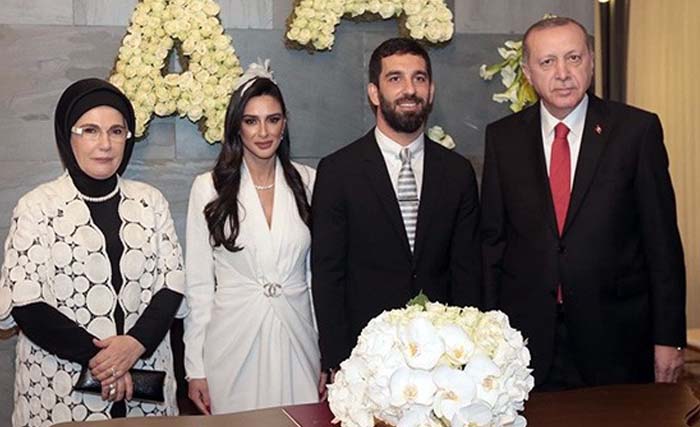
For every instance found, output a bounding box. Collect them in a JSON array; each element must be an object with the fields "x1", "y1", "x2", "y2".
[{"x1": 0, "y1": 1, "x2": 592, "y2": 424}]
